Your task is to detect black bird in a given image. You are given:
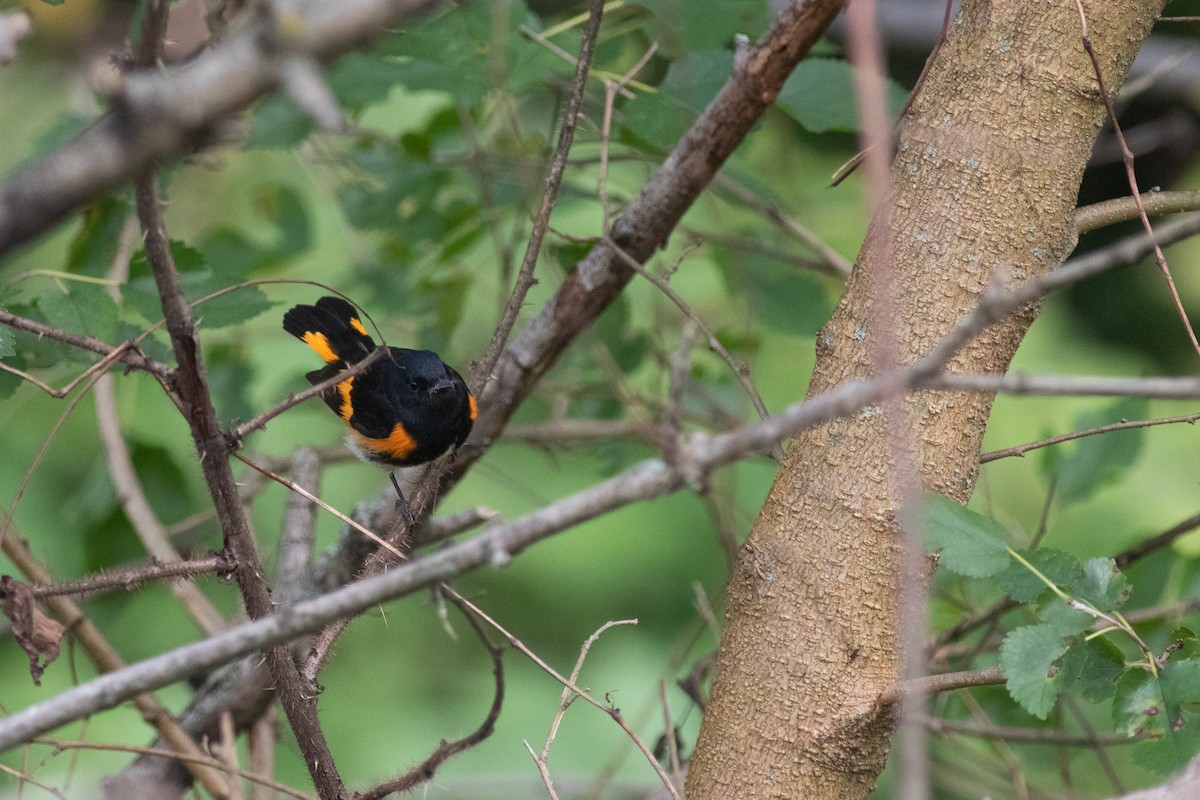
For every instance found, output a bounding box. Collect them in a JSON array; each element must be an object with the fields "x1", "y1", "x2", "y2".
[{"x1": 283, "y1": 295, "x2": 476, "y2": 522}]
